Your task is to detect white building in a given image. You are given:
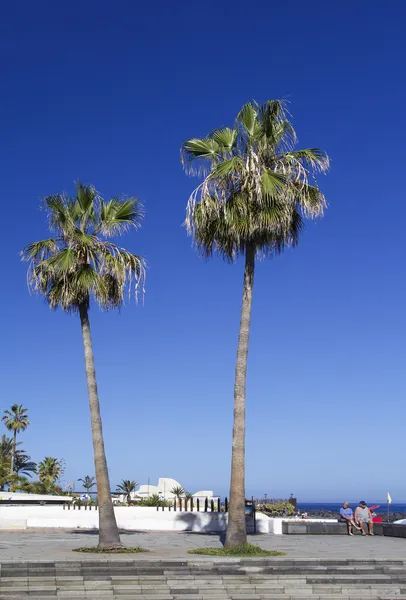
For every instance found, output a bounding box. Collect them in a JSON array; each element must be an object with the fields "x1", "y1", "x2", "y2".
[{"x1": 123, "y1": 477, "x2": 215, "y2": 502}]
